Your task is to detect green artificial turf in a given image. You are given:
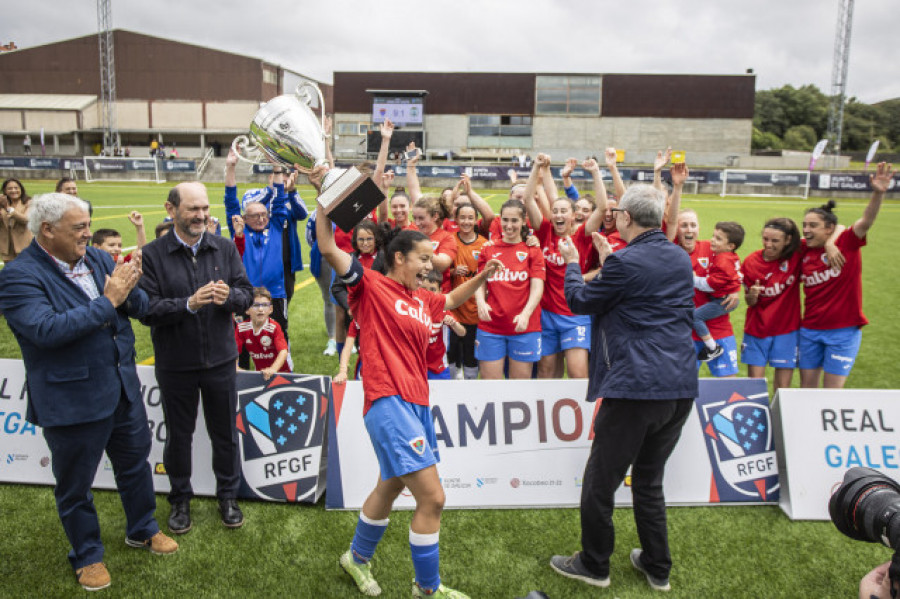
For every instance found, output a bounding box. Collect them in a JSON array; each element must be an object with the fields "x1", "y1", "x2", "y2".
[{"x1": 1, "y1": 180, "x2": 898, "y2": 597}]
